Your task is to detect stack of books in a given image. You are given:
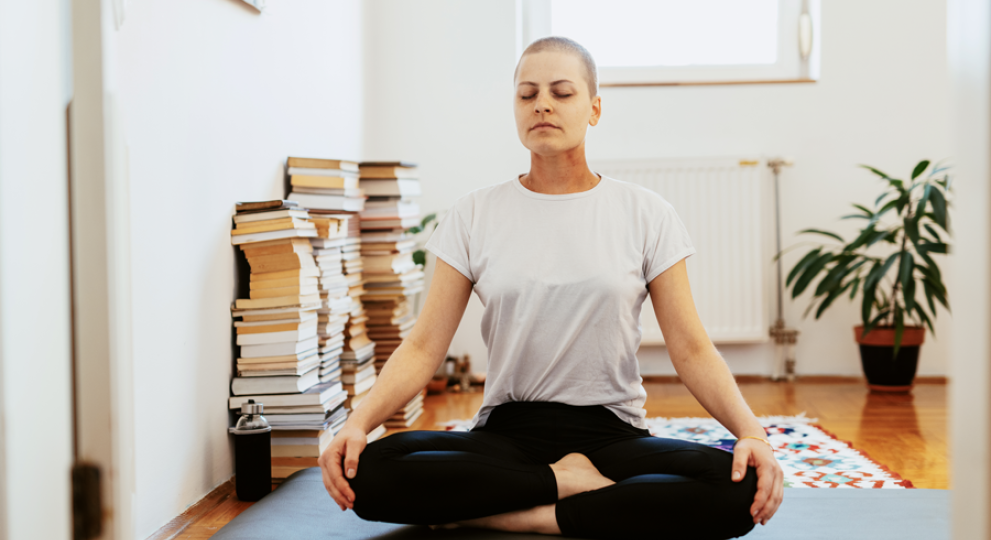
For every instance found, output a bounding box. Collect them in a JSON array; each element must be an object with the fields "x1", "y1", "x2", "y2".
[
  {"x1": 286, "y1": 157, "x2": 365, "y2": 213},
  {"x1": 285, "y1": 158, "x2": 386, "y2": 442},
  {"x1": 229, "y1": 200, "x2": 351, "y2": 480},
  {"x1": 305, "y1": 212, "x2": 350, "y2": 387},
  {"x1": 385, "y1": 388, "x2": 427, "y2": 429},
  {"x1": 358, "y1": 162, "x2": 426, "y2": 373}
]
